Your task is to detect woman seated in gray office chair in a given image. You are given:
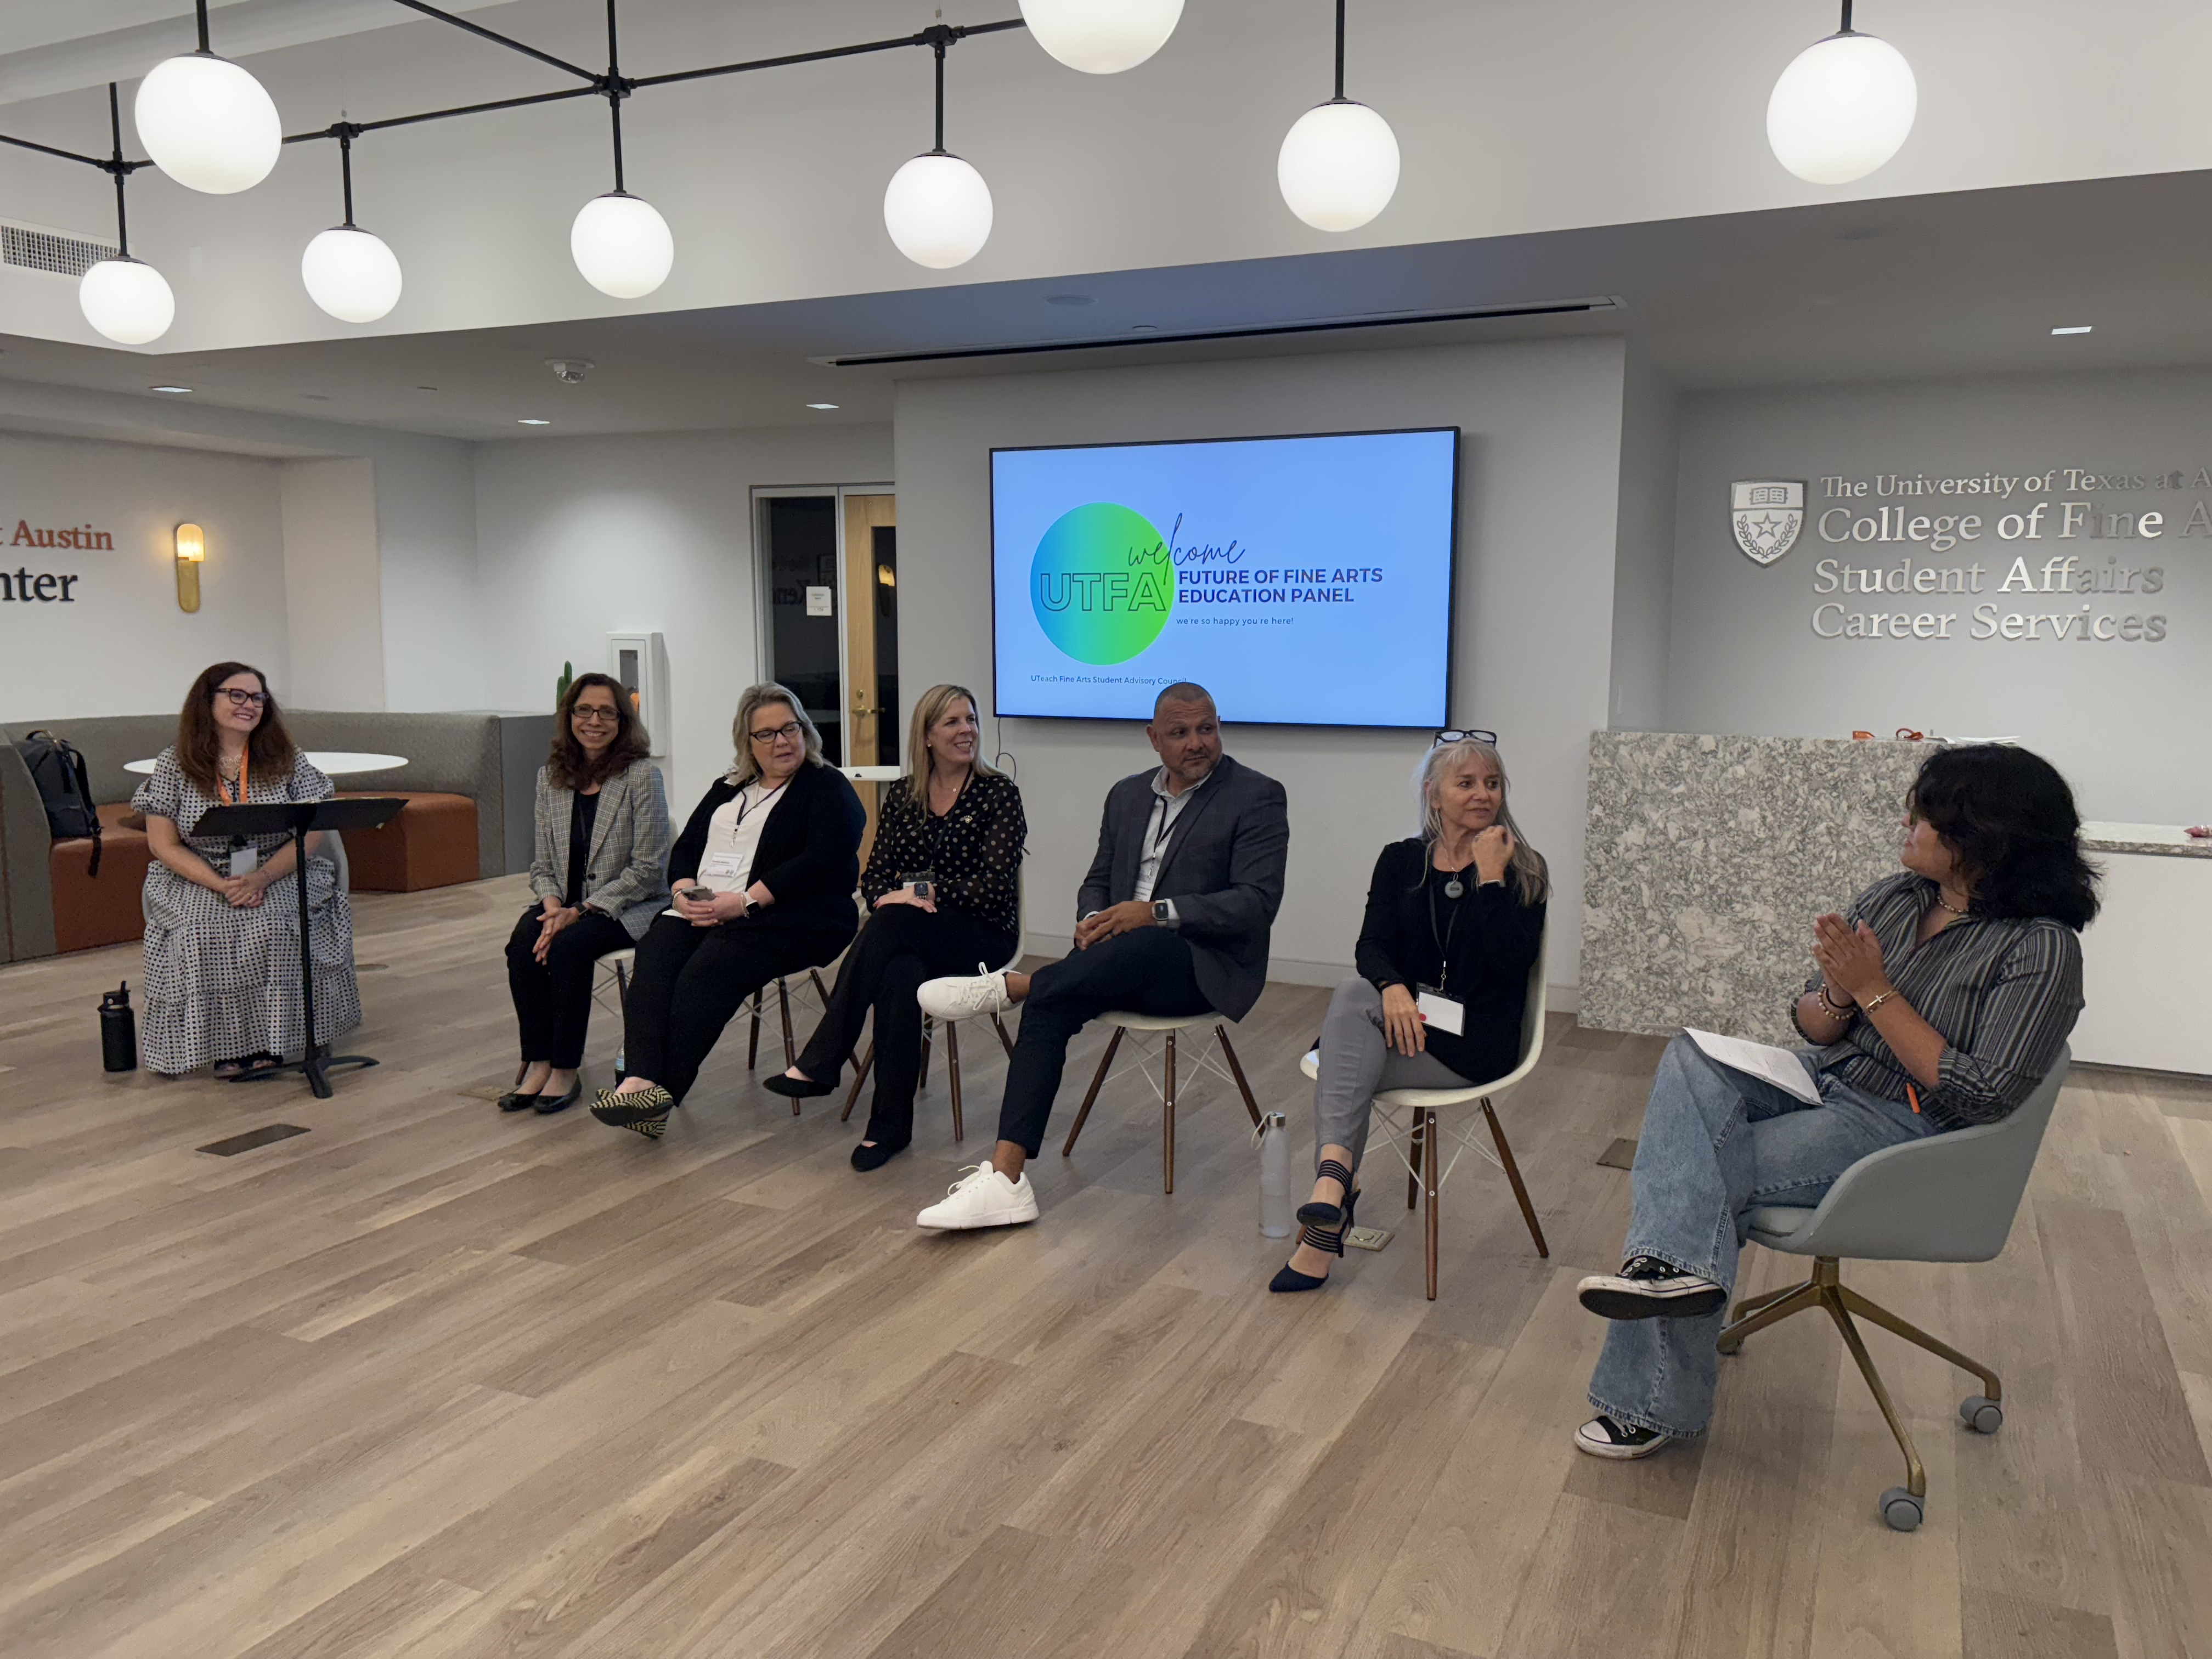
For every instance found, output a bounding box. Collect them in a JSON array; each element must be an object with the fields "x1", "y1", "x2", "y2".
[
  {"x1": 1272, "y1": 733, "x2": 1548, "y2": 1292},
  {"x1": 1573, "y1": 744, "x2": 2096, "y2": 1462}
]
